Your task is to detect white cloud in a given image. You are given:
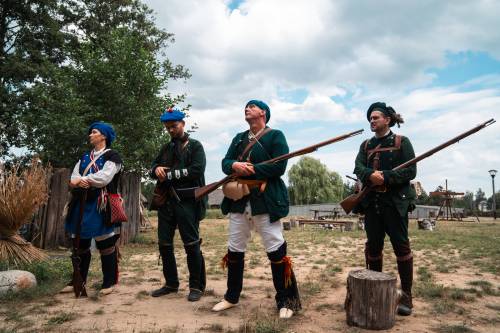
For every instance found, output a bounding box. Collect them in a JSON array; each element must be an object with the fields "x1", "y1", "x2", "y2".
[{"x1": 144, "y1": 0, "x2": 500, "y2": 196}]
